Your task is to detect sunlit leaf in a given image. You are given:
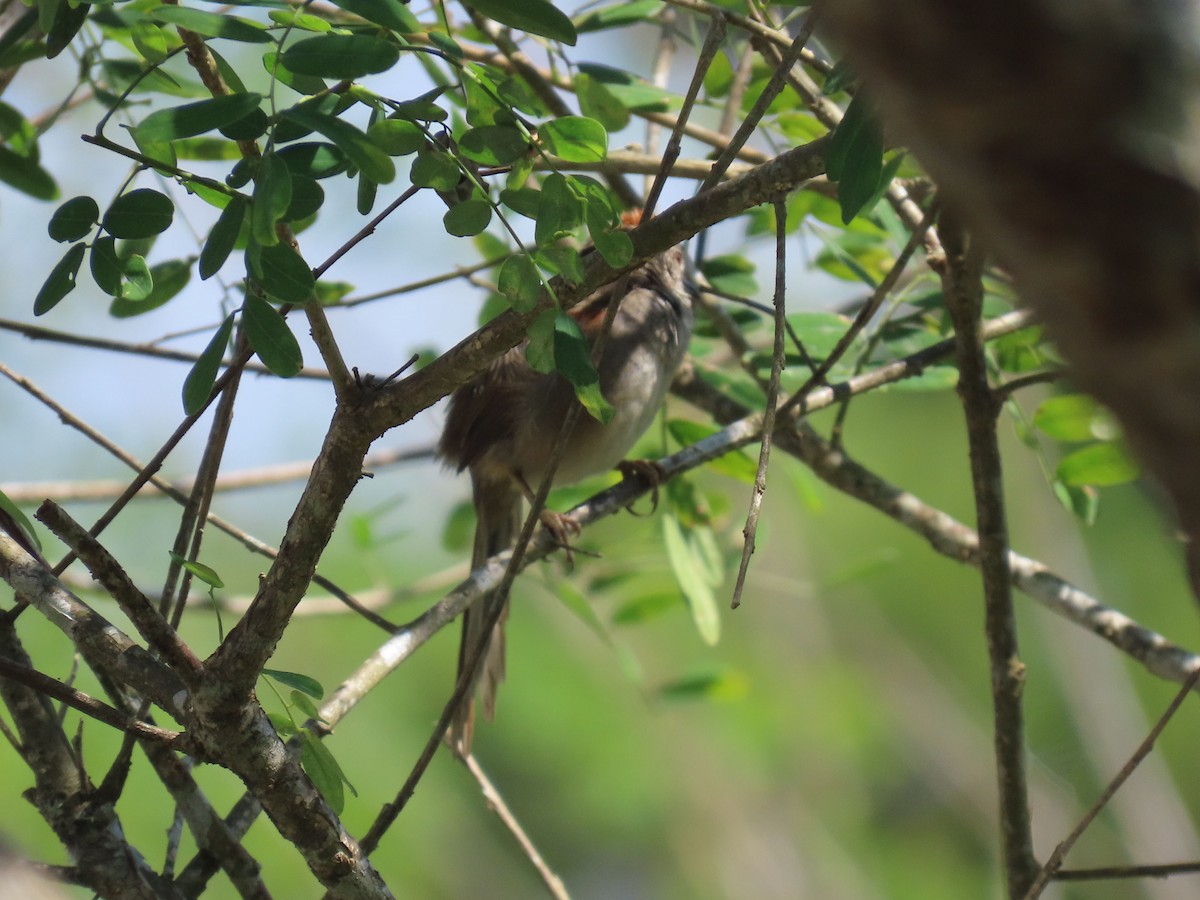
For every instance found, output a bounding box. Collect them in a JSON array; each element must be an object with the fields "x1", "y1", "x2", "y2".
[
  {"x1": 110, "y1": 258, "x2": 191, "y2": 316},
  {"x1": 1056, "y1": 442, "x2": 1139, "y2": 488},
  {"x1": 662, "y1": 513, "x2": 720, "y2": 645},
  {"x1": 168, "y1": 551, "x2": 225, "y2": 589},
  {"x1": 539, "y1": 116, "x2": 607, "y2": 163}
]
